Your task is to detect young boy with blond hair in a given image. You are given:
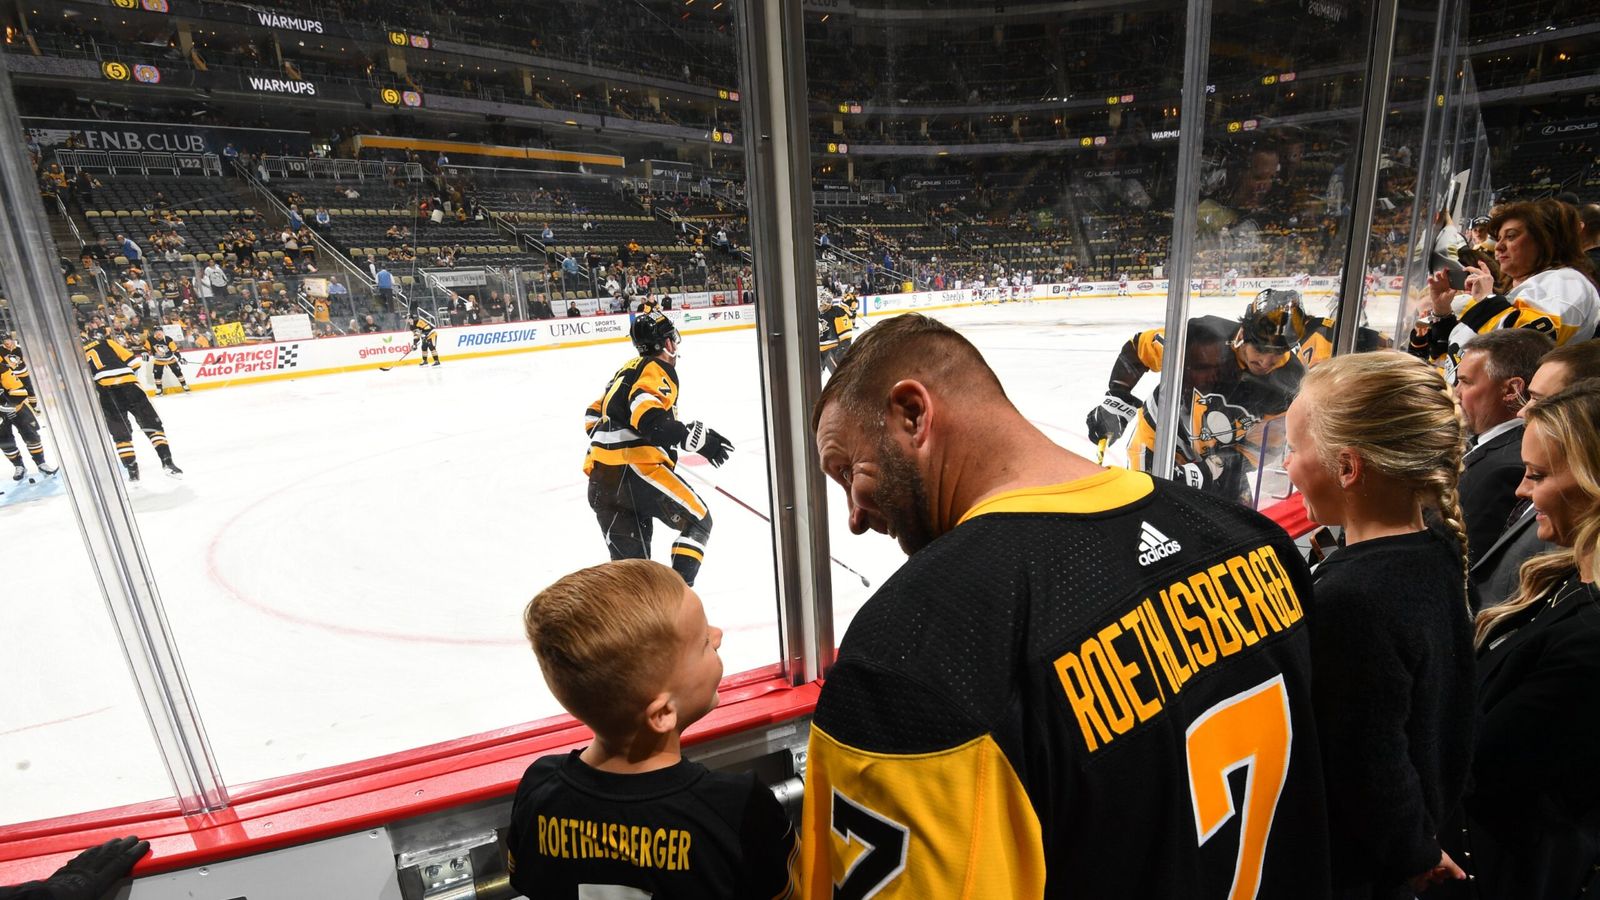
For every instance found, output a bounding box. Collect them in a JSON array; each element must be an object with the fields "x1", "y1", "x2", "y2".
[{"x1": 508, "y1": 559, "x2": 797, "y2": 899}]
